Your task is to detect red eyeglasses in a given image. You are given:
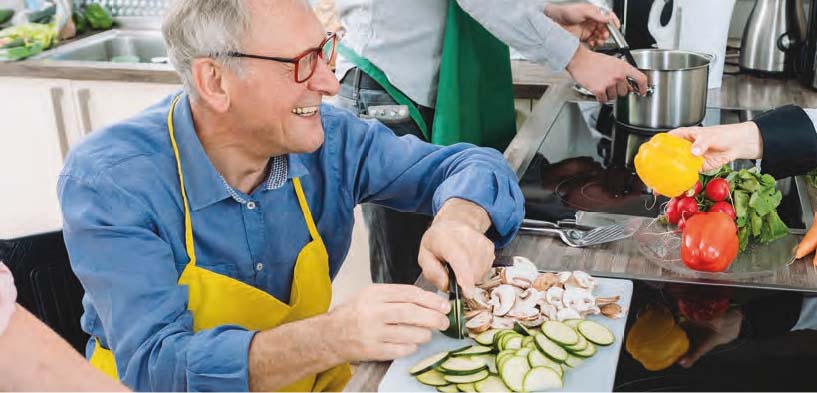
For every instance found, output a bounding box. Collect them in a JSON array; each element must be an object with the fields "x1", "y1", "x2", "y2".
[{"x1": 225, "y1": 32, "x2": 339, "y2": 83}]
